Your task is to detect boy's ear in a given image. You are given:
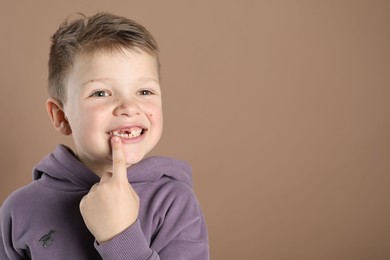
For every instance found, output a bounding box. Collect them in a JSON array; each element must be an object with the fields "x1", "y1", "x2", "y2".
[{"x1": 46, "y1": 98, "x2": 72, "y2": 136}]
